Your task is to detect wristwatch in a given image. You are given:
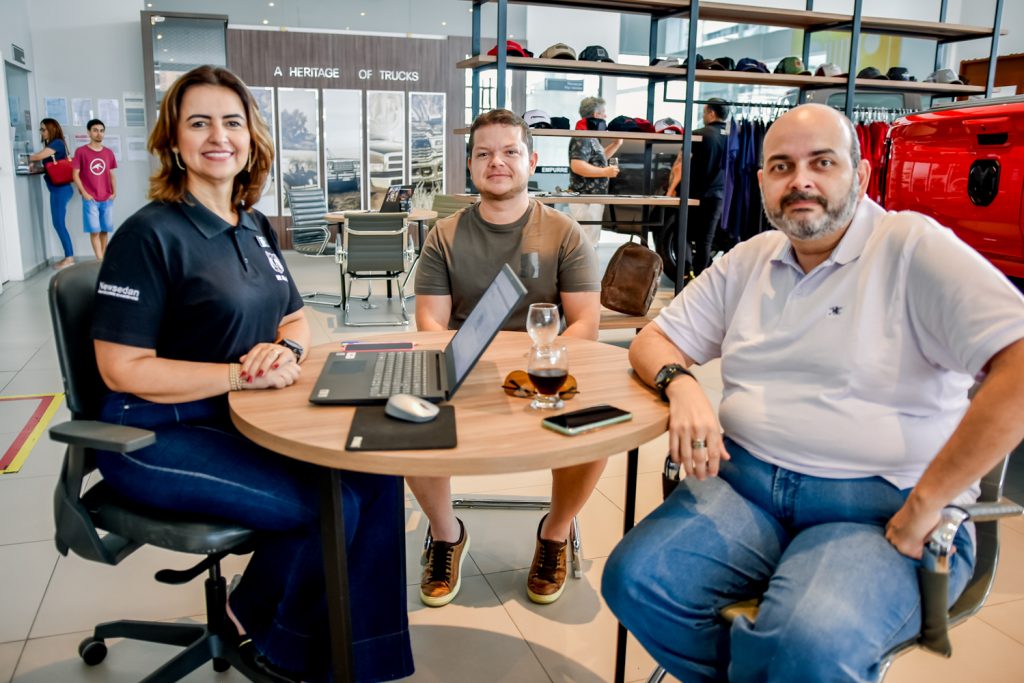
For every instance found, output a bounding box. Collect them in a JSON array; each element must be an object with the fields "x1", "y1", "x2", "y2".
[
  {"x1": 654, "y1": 363, "x2": 696, "y2": 402},
  {"x1": 277, "y1": 338, "x2": 304, "y2": 362}
]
